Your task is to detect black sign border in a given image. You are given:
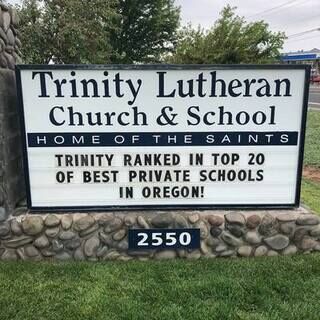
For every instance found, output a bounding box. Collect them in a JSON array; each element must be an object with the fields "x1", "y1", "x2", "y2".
[{"x1": 15, "y1": 64, "x2": 311, "y2": 212}]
